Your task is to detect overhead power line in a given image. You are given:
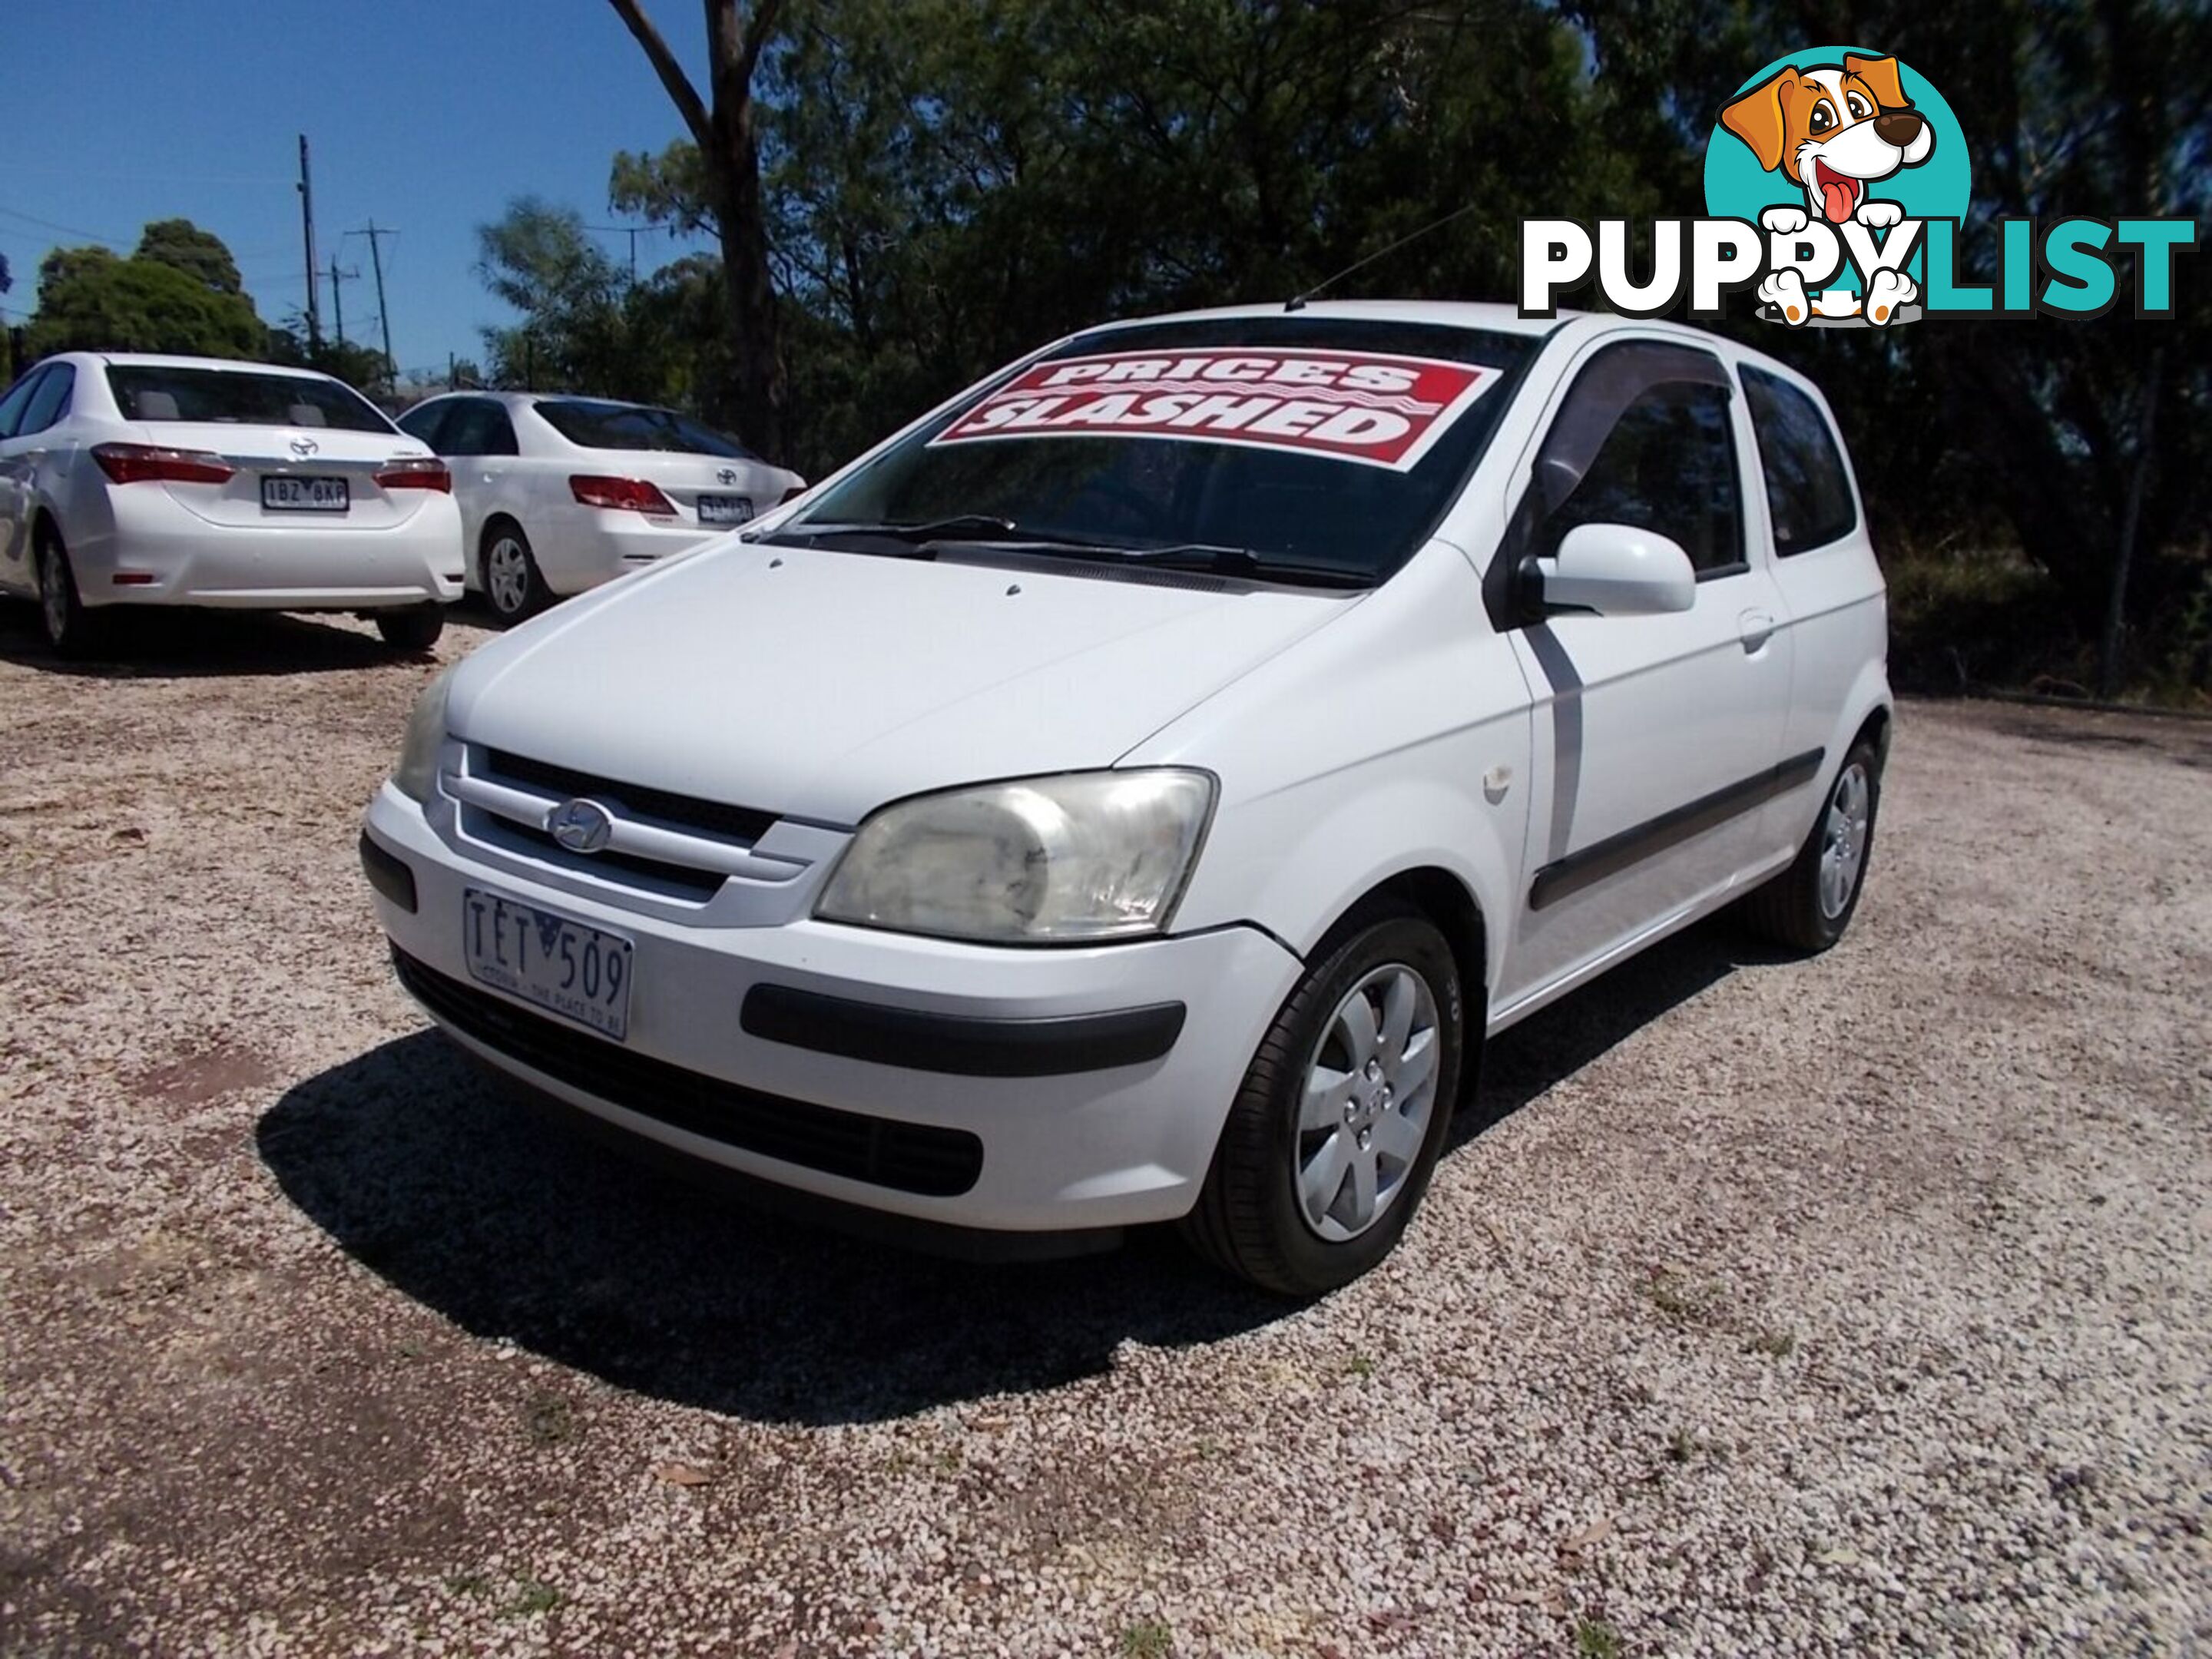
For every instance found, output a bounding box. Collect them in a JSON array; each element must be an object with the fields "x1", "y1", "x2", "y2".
[{"x1": 0, "y1": 205, "x2": 126, "y2": 247}]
